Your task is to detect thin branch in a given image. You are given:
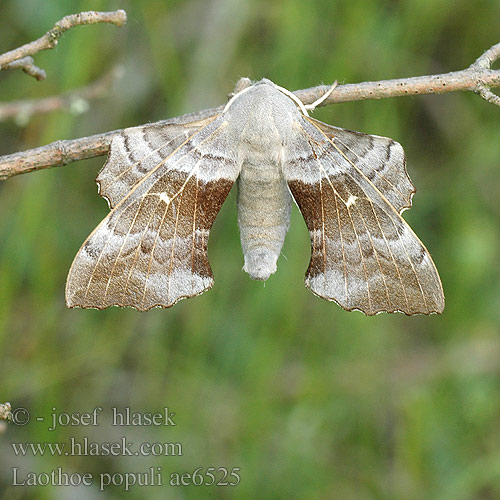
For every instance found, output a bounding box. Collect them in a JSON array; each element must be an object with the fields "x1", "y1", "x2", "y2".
[
  {"x1": 469, "y1": 41, "x2": 500, "y2": 105},
  {"x1": 0, "y1": 65, "x2": 124, "y2": 124},
  {"x1": 294, "y1": 68, "x2": 500, "y2": 106},
  {"x1": 296, "y1": 42, "x2": 500, "y2": 107},
  {"x1": 2, "y1": 56, "x2": 47, "y2": 80},
  {"x1": 474, "y1": 83, "x2": 500, "y2": 106},
  {"x1": 470, "y1": 41, "x2": 500, "y2": 69},
  {"x1": 0, "y1": 10, "x2": 127, "y2": 72},
  {"x1": 1, "y1": 41, "x2": 499, "y2": 181},
  {"x1": 0, "y1": 131, "x2": 117, "y2": 180}
]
